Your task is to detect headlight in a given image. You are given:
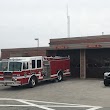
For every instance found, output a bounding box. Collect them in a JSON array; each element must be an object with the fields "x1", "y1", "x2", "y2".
[
  {"x1": 104, "y1": 76, "x2": 107, "y2": 79},
  {"x1": 12, "y1": 76, "x2": 17, "y2": 80}
]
